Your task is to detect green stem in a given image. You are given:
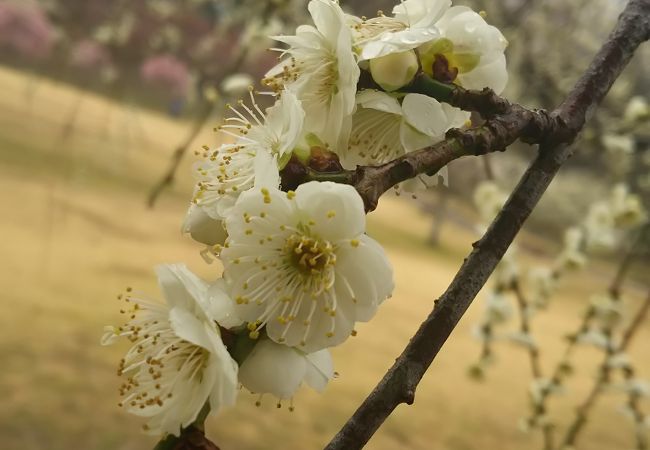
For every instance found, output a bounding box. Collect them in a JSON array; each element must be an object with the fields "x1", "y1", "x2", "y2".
[
  {"x1": 402, "y1": 73, "x2": 456, "y2": 103},
  {"x1": 305, "y1": 168, "x2": 356, "y2": 185}
]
